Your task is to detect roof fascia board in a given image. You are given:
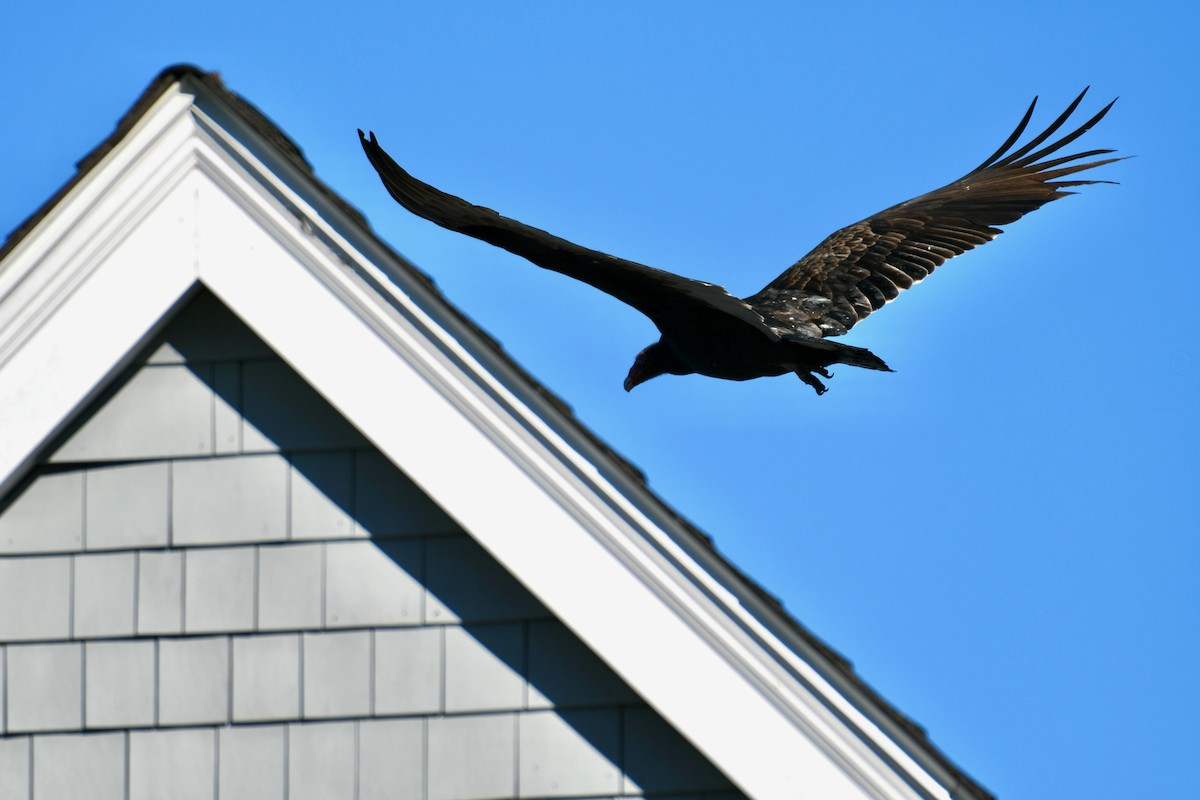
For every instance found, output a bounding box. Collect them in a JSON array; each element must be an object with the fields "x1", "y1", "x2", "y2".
[
  {"x1": 0, "y1": 89, "x2": 196, "y2": 327},
  {"x1": 0, "y1": 90, "x2": 203, "y2": 496},
  {"x1": 0, "y1": 177, "x2": 197, "y2": 496}
]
